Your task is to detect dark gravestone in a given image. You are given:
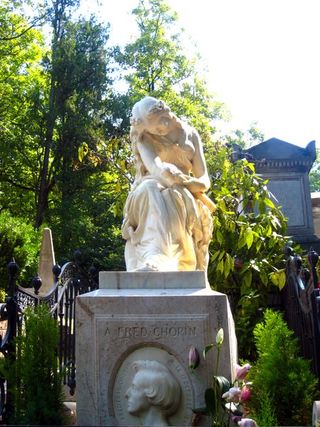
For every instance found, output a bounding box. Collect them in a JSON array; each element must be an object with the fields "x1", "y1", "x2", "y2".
[{"x1": 247, "y1": 138, "x2": 319, "y2": 249}]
